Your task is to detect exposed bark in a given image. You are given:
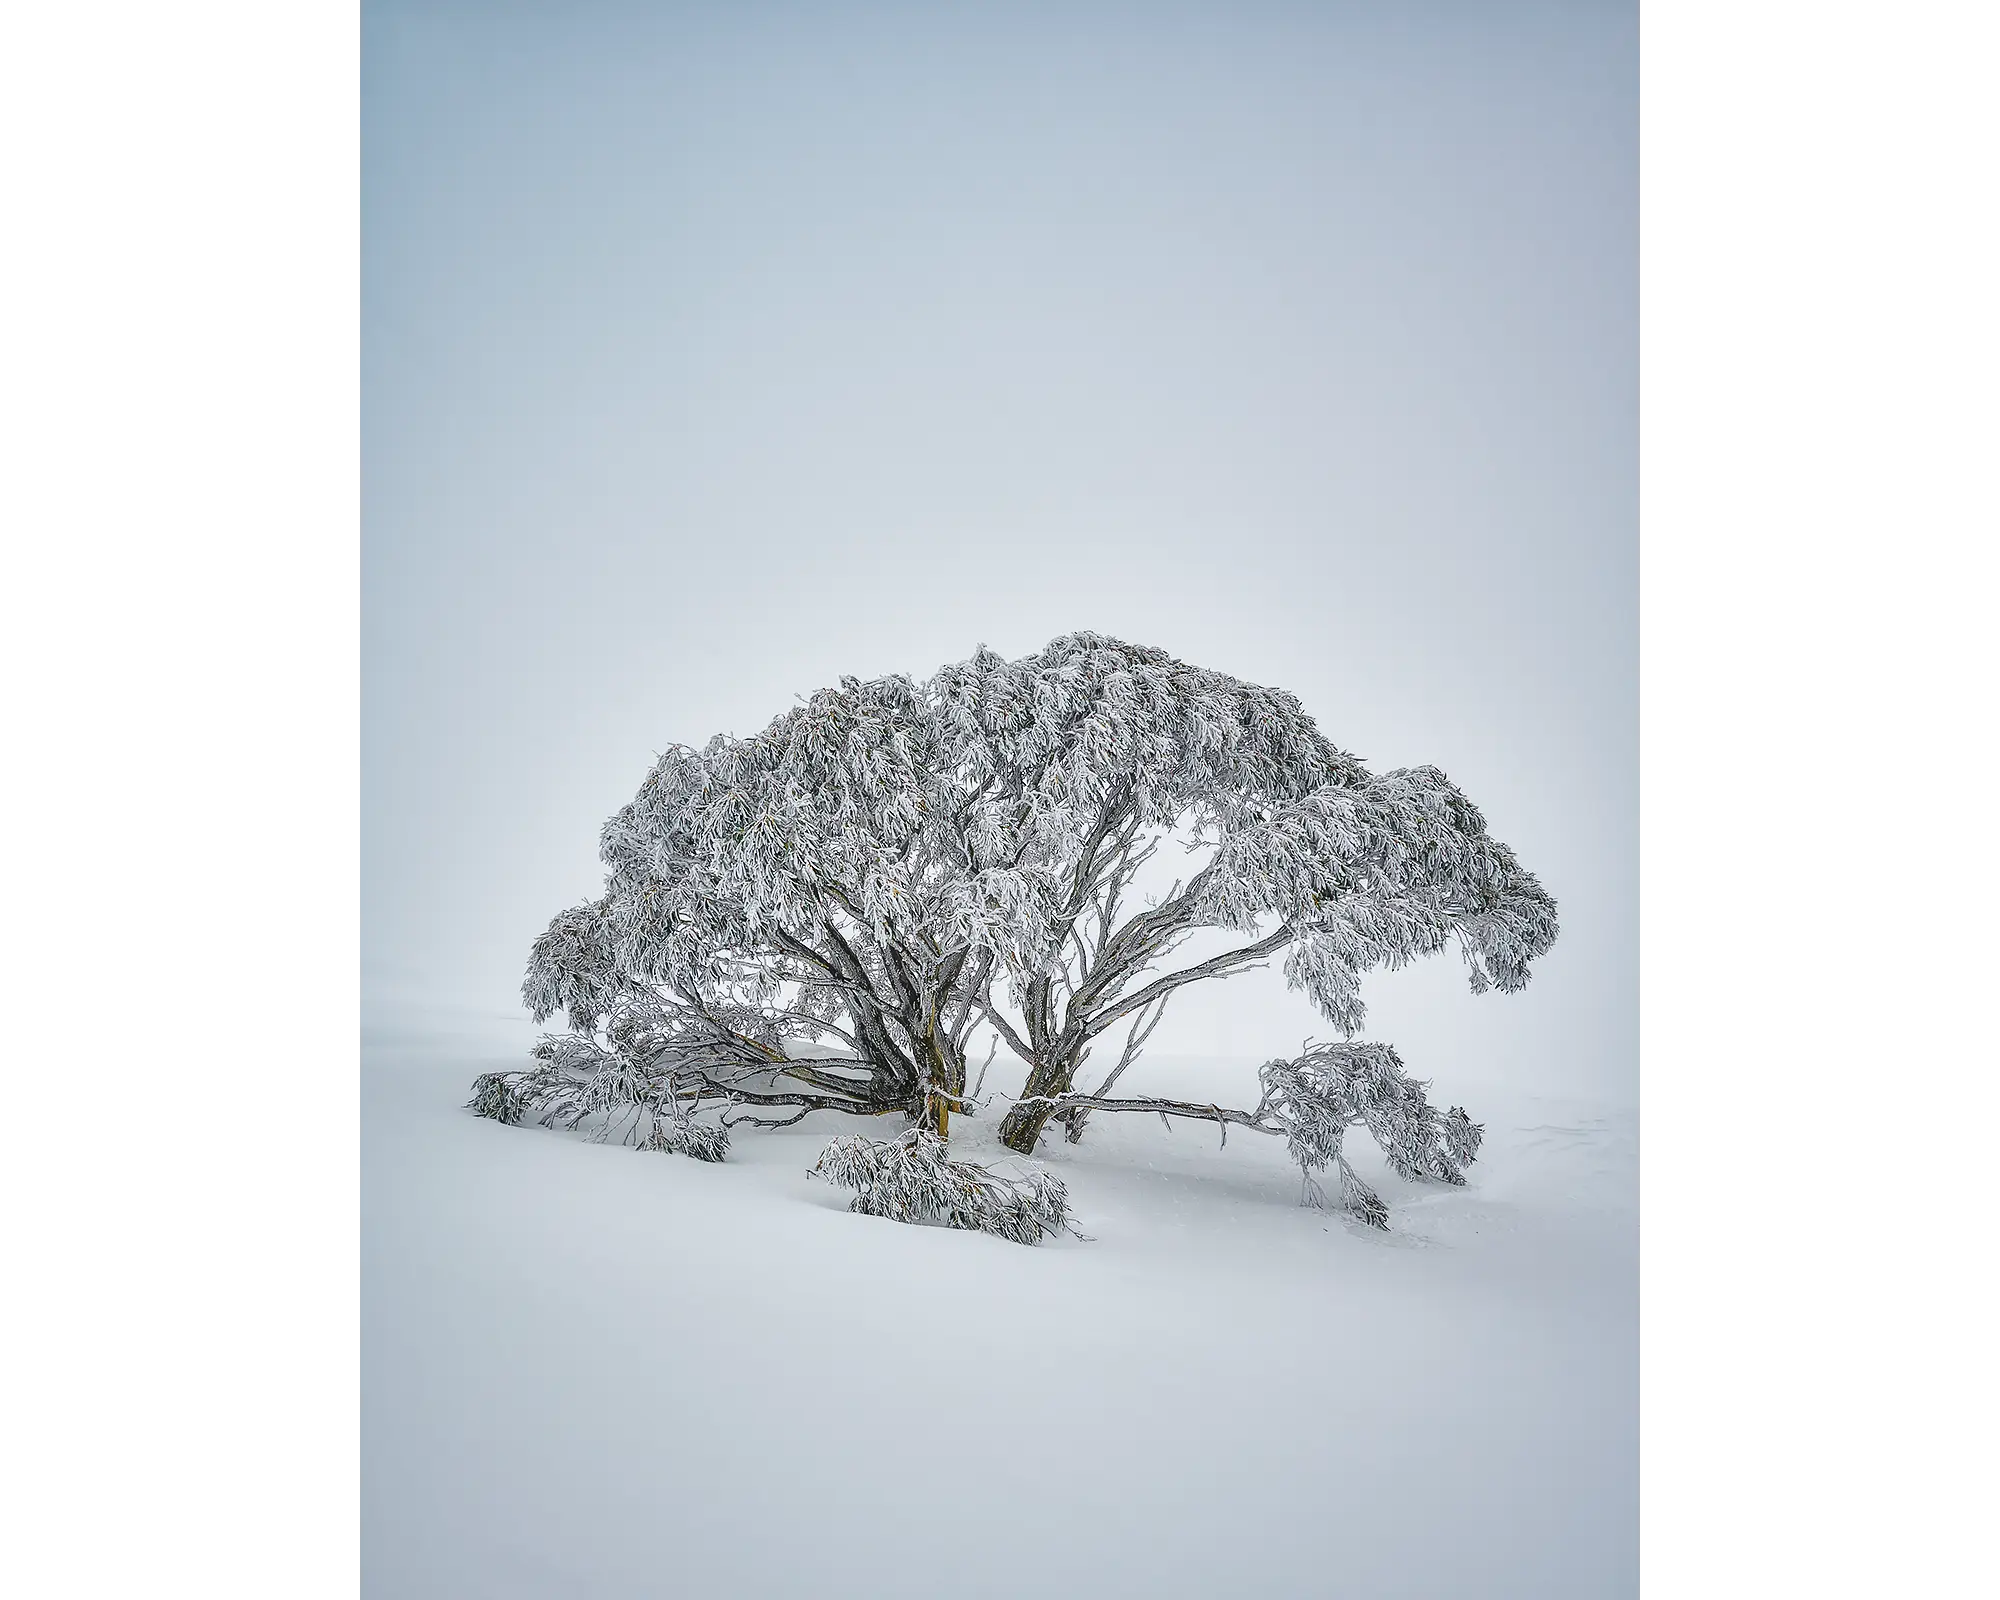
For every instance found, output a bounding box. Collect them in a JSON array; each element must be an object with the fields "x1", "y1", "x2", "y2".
[
  {"x1": 1058, "y1": 991, "x2": 1170, "y2": 1143},
  {"x1": 1016, "y1": 1089, "x2": 1278, "y2": 1143},
  {"x1": 996, "y1": 1046, "x2": 1086, "y2": 1153}
]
